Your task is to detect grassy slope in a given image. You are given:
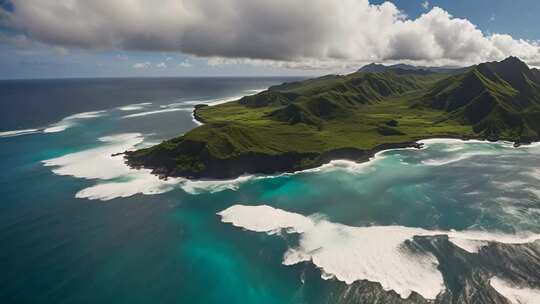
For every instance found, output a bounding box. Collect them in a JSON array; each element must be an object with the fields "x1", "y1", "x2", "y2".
[
  {"x1": 422, "y1": 58, "x2": 540, "y2": 141},
  {"x1": 142, "y1": 71, "x2": 469, "y2": 160},
  {"x1": 127, "y1": 59, "x2": 540, "y2": 178},
  {"x1": 191, "y1": 92, "x2": 472, "y2": 157},
  {"x1": 127, "y1": 72, "x2": 473, "y2": 178}
]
